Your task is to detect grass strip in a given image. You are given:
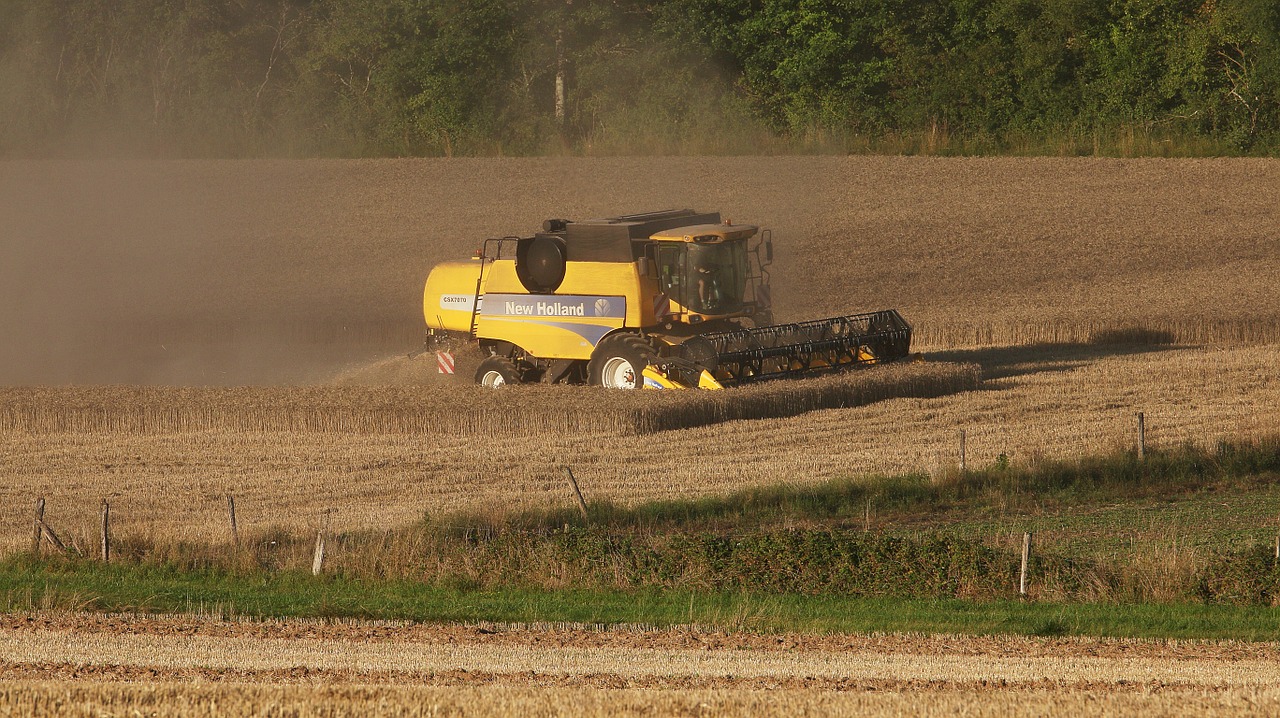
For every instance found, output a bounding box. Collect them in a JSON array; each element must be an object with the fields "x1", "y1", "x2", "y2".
[
  {"x1": 1, "y1": 559, "x2": 1277, "y2": 641},
  {"x1": 452, "y1": 439, "x2": 1280, "y2": 534}
]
